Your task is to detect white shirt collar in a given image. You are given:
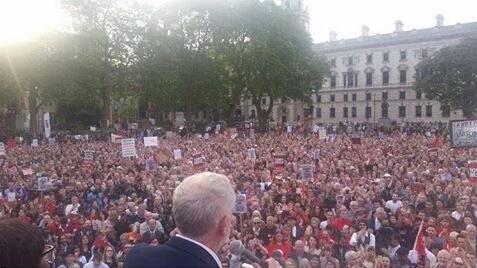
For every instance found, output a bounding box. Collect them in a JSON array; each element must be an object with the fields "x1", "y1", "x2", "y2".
[{"x1": 176, "y1": 234, "x2": 222, "y2": 268}]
